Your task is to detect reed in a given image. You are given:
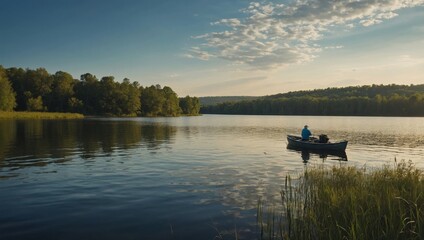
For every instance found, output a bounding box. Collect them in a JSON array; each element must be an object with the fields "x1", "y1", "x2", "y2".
[
  {"x1": 0, "y1": 111, "x2": 84, "y2": 119},
  {"x1": 258, "y1": 160, "x2": 424, "y2": 240}
]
